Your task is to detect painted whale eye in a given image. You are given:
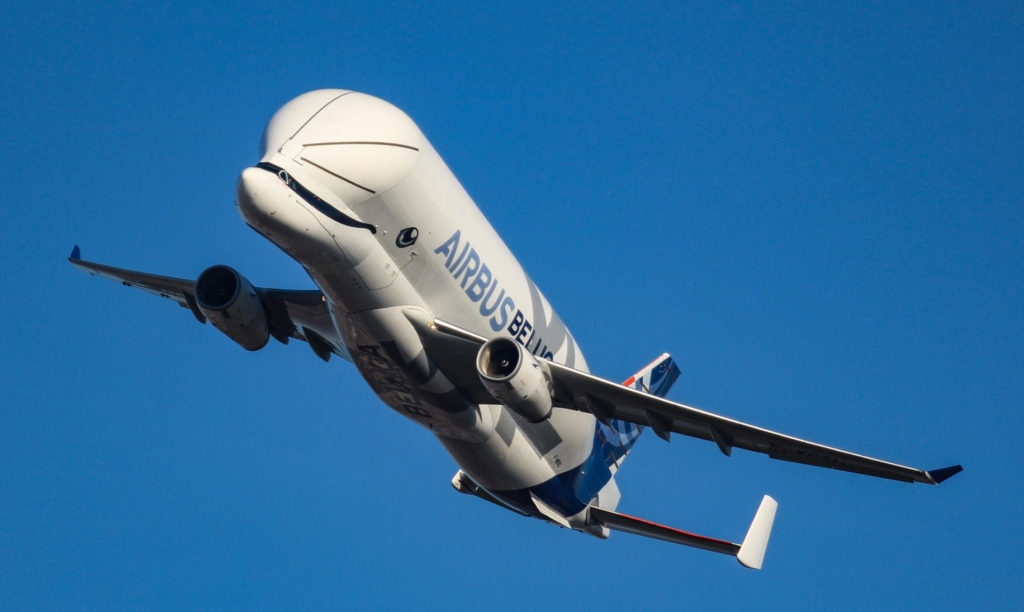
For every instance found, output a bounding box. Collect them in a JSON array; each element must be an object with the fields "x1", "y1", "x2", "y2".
[{"x1": 396, "y1": 227, "x2": 419, "y2": 248}]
